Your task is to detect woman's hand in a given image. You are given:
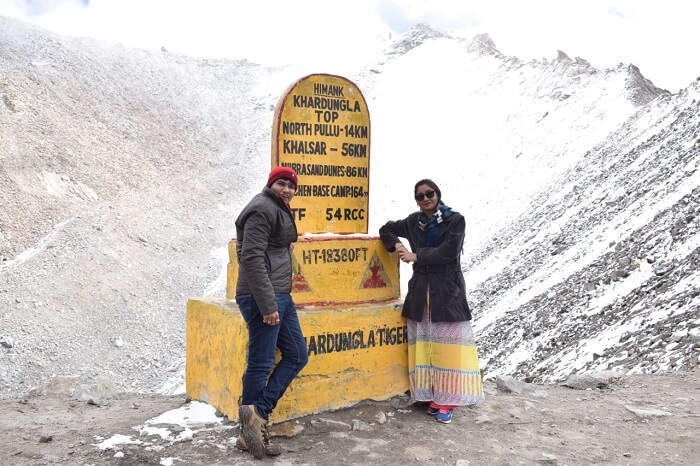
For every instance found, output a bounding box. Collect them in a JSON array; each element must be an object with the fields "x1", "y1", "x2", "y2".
[
  {"x1": 398, "y1": 250, "x2": 417, "y2": 263},
  {"x1": 394, "y1": 242, "x2": 415, "y2": 262},
  {"x1": 263, "y1": 311, "x2": 280, "y2": 326}
]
